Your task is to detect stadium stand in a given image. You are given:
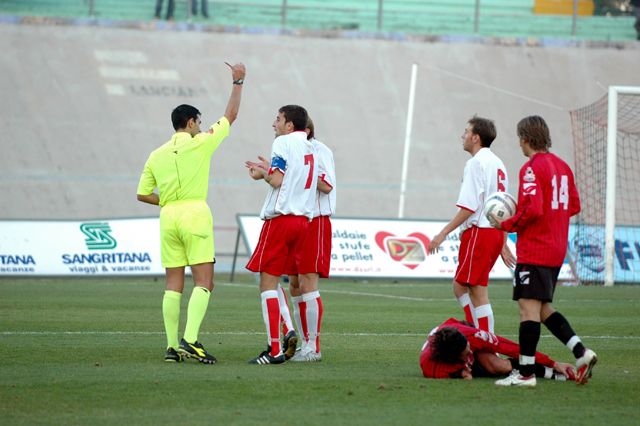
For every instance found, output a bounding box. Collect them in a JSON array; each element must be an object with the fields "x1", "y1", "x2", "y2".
[{"x1": 0, "y1": 0, "x2": 636, "y2": 41}]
